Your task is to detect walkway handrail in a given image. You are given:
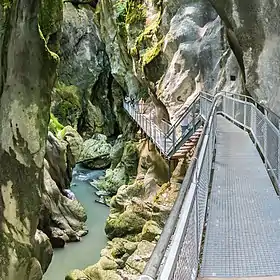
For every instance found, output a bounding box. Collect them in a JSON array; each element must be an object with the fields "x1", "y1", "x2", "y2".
[
  {"x1": 140, "y1": 92, "x2": 221, "y2": 280},
  {"x1": 124, "y1": 91, "x2": 280, "y2": 280}
]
